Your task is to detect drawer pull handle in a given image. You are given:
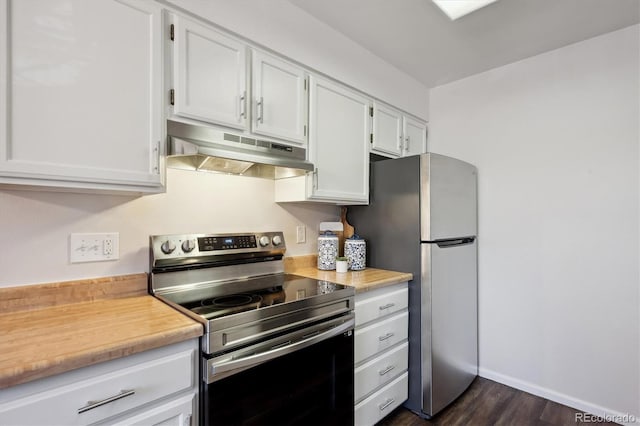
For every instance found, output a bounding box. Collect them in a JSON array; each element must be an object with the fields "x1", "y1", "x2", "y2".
[
  {"x1": 78, "y1": 389, "x2": 135, "y2": 414},
  {"x1": 379, "y1": 398, "x2": 396, "y2": 411},
  {"x1": 379, "y1": 303, "x2": 395, "y2": 311},
  {"x1": 378, "y1": 365, "x2": 396, "y2": 376},
  {"x1": 378, "y1": 332, "x2": 395, "y2": 342}
]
